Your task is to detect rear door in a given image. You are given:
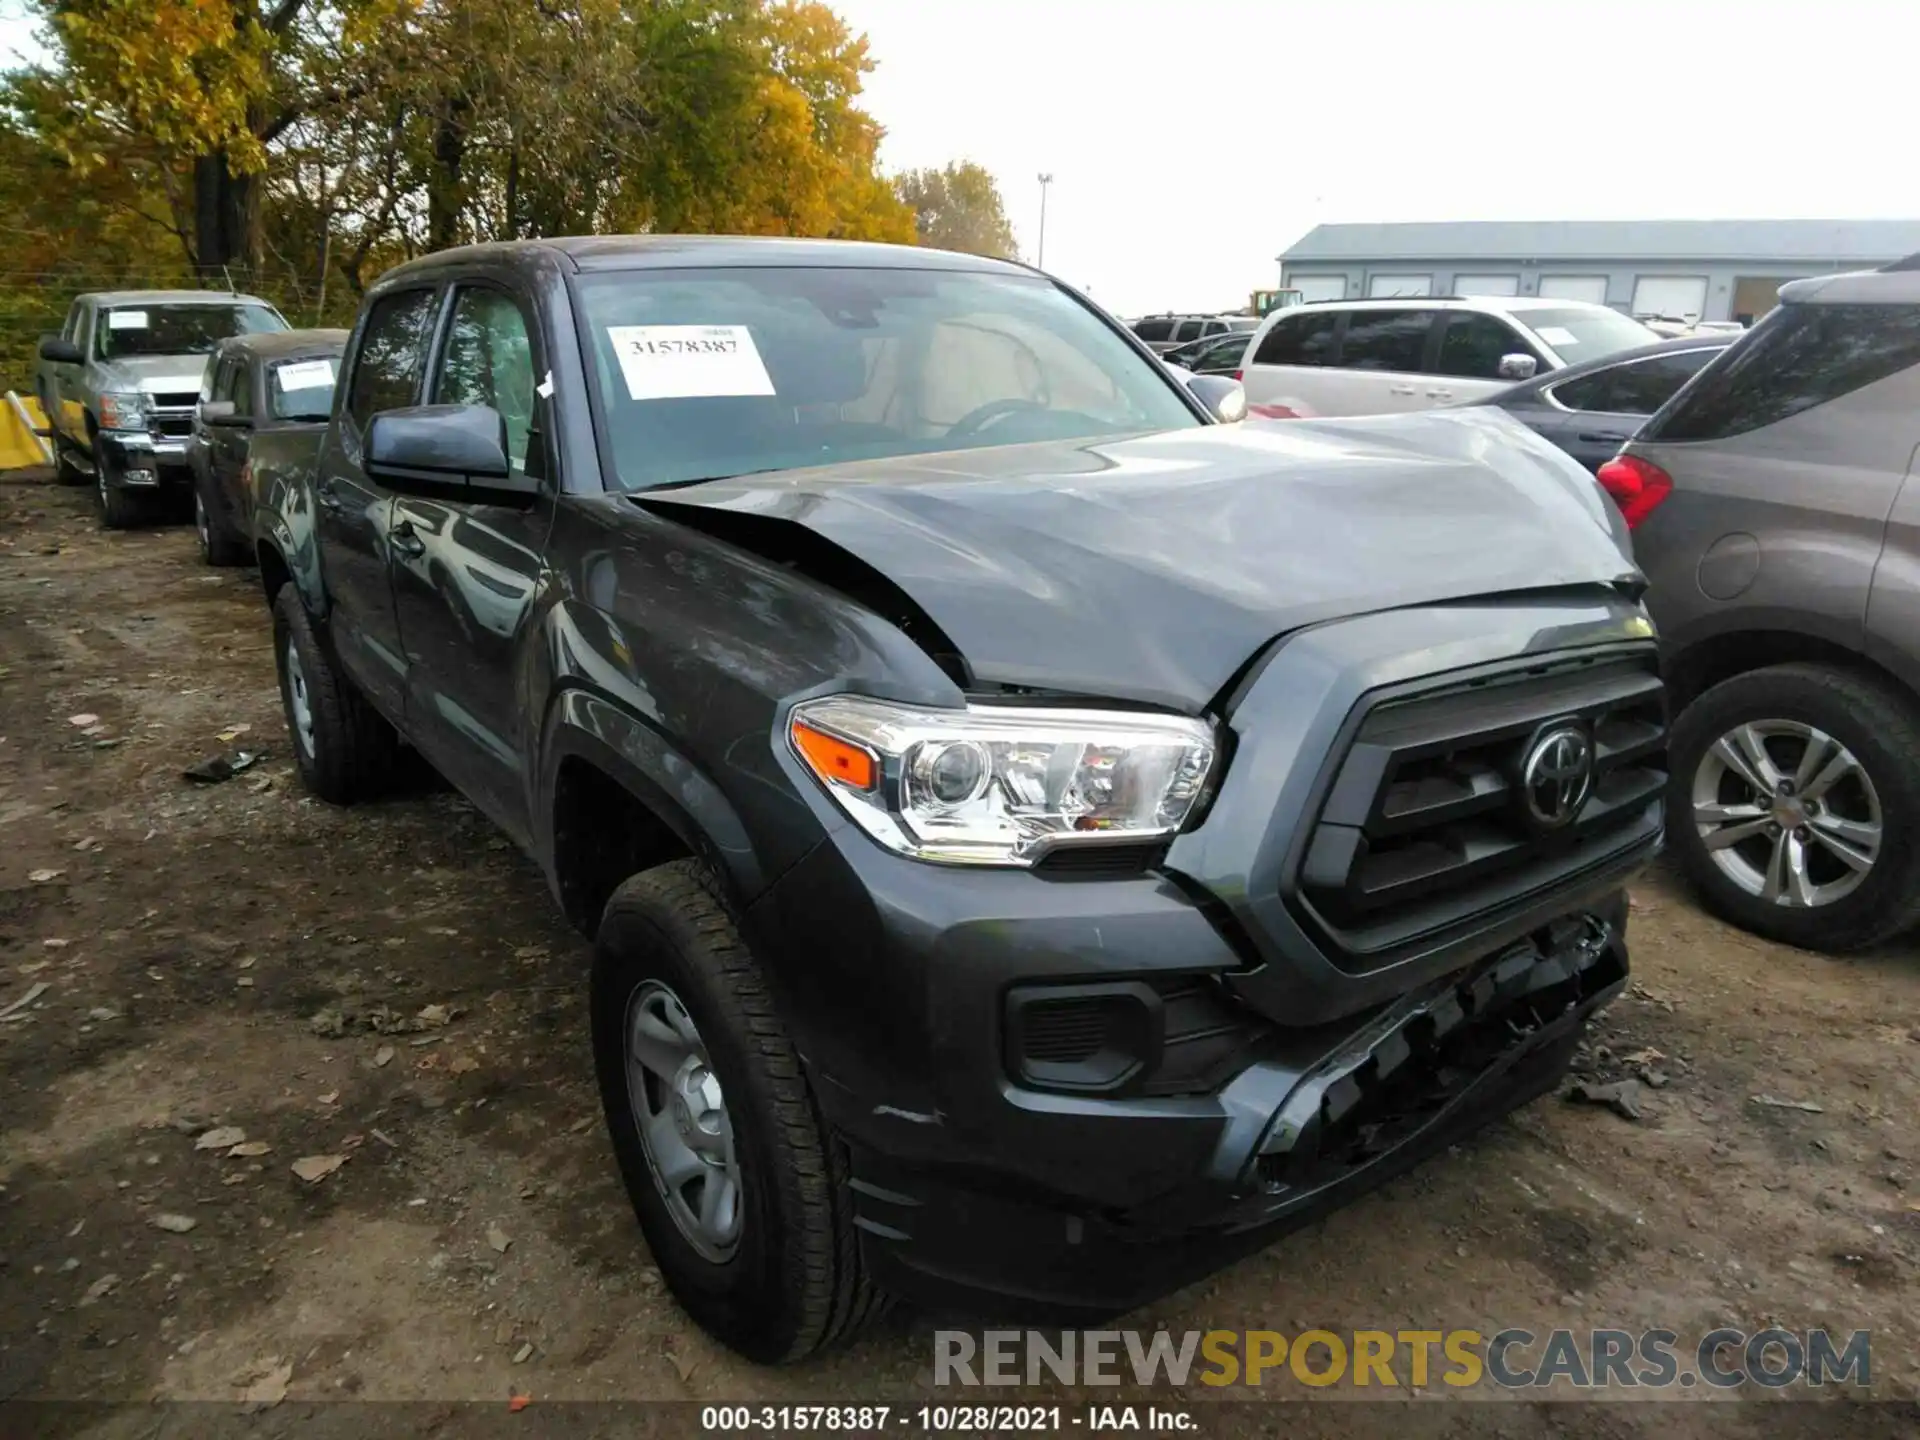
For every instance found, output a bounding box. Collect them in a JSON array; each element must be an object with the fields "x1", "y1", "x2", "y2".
[
  {"x1": 1241, "y1": 308, "x2": 1340, "y2": 417},
  {"x1": 316, "y1": 286, "x2": 440, "y2": 719},
  {"x1": 389, "y1": 280, "x2": 553, "y2": 841},
  {"x1": 1538, "y1": 347, "x2": 1723, "y2": 472},
  {"x1": 1324, "y1": 306, "x2": 1439, "y2": 413}
]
